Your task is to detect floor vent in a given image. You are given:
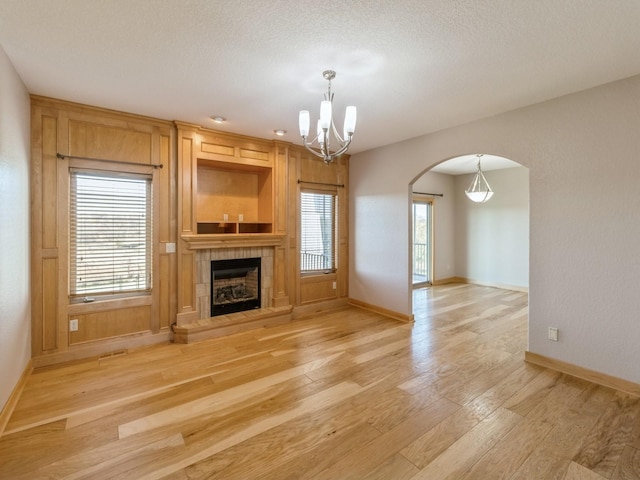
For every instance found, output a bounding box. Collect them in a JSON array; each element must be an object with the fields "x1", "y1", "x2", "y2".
[{"x1": 98, "y1": 350, "x2": 127, "y2": 360}]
